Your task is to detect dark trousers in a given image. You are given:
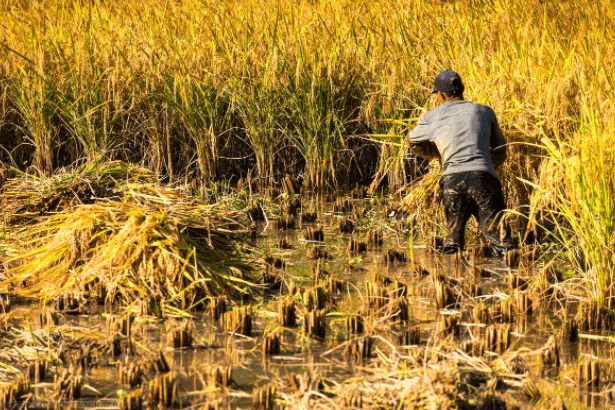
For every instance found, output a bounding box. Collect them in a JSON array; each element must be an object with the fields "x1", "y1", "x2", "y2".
[{"x1": 439, "y1": 171, "x2": 513, "y2": 253}]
